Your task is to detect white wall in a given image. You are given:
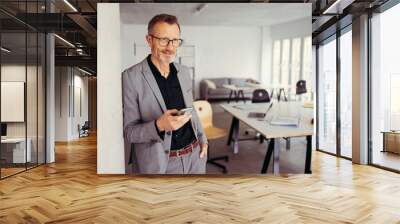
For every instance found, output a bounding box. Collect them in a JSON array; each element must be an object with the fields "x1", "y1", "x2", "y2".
[
  {"x1": 1, "y1": 64, "x2": 47, "y2": 163},
  {"x1": 54, "y1": 67, "x2": 89, "y2": 141},
  {"x1": 72, "y1": 74, "x2": 89, "y2": 138},
  {"x1": 121, "y1": 24, "x2": 262, "y2": 98},
  {"x1": 55, "y1": 67, "x2": 69, "y2": 141},
  {"x1": 1, "y1": 65, "x2": 39, "y2": 137},
  {"x1": 270, "y1": 18, "x2": 311, "y2": 40},
  {"x1": 260, "y1": 26, "x2": 272, "y2": 85}
]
